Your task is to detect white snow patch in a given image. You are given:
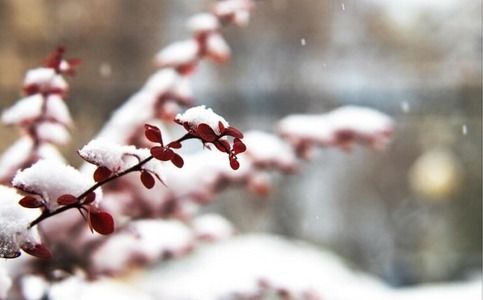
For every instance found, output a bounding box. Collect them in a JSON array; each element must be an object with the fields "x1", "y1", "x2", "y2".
[
  {"x1": 187, "y1": 13, "x2": 219, "y2": 33},
  {"x1": 206, "y1": 33, "x2": 231, "y2": 62},
  {"x1": 243, "y1": 130, "x2": 297, "y2": 170},
  {"x1": 12, "y1": 159, "x2": 100, "y2": 207},
  {"x1": 48, "y1": 276, "x2": 153, "y2": 300},
  {"x1": 154, "y1": 40, "x2": 199, "y2": 68},
  {"x1": 0, "y1": 186, "x2": 40, "y2": 258},
  {"x1": 175, "y1": 105, "x2": 229, "y2": 135},
  {"x1": 36, "y1": 122, "x2": 70, "y2": 144},
  {"x1": 47, "y1": 94, "x2": 72, "y2": 125},
  {"x1": 1, "y1": 94, "x2": 43, "y2": 125},
  {"x1": 192, "y1": 214, "x2": 234, "y2": 241}
]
